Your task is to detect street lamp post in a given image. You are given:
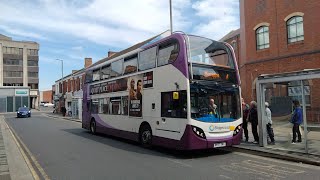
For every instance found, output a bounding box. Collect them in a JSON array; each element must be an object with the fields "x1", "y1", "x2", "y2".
[
  {"x1": 169, "y1": 0, "x2": 173, "y2": 34},
  {"x1": 55, "y1": 58, "x2": 64, "y2": 95},
  {"x1": 55, "y1": 59, "x2": 64, "y2": 114}
]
